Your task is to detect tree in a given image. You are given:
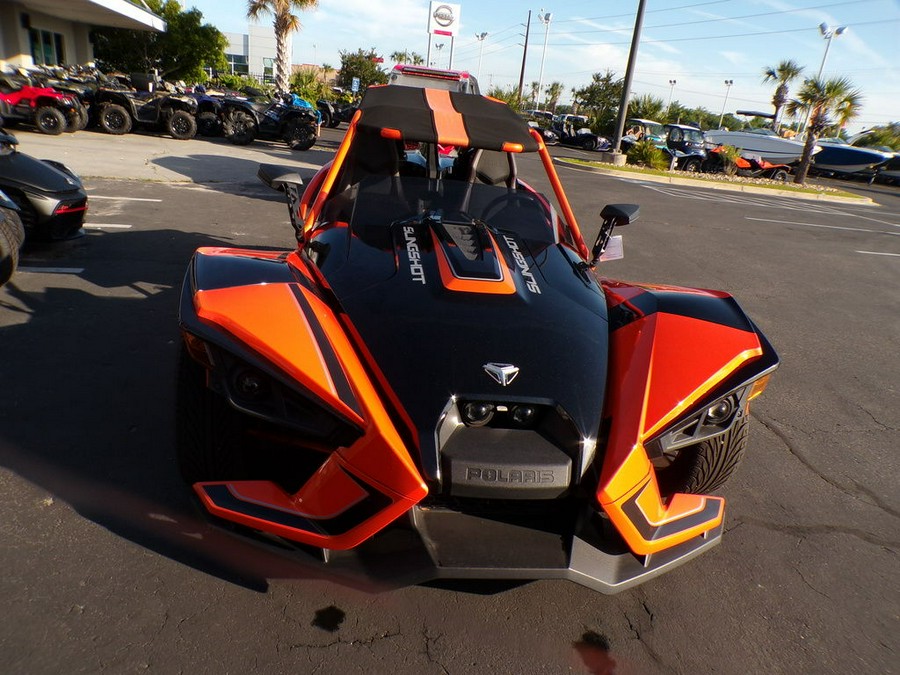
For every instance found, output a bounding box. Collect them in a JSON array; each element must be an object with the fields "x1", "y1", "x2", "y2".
[
  {"x1": 786, "y1": 76, "x2": 863, "y2": 184},
  {"x1": 573, "y1": 70, "x2": 624, "y2": 134},
  {"x1": 390, "y1": 50, "x2": 424, "y2": 65},
  {"x1": 337, "y1": 48, "x2": 388, "y2": 92},
  {"x1": 544, "y1": 81, "x2": 564, "y2": 112},
  {"x1": 247, "y1": 0, "x2": 318, "y2": 93},
  {"x1": 92, "y1": 0, "x2": 227, "y2": 82},
  {"x1": 486, "y1": 85, "x2": 521, "y2": 111},
  {"x1": 853, "y1": 122, "x2": 900, "y2": 150},
  {"x1": 628, "y1": 94, "x2": 665, "y2": 122},
  {"x1": 762, "y1": 59, "x2": 804, "y2": 131}
]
